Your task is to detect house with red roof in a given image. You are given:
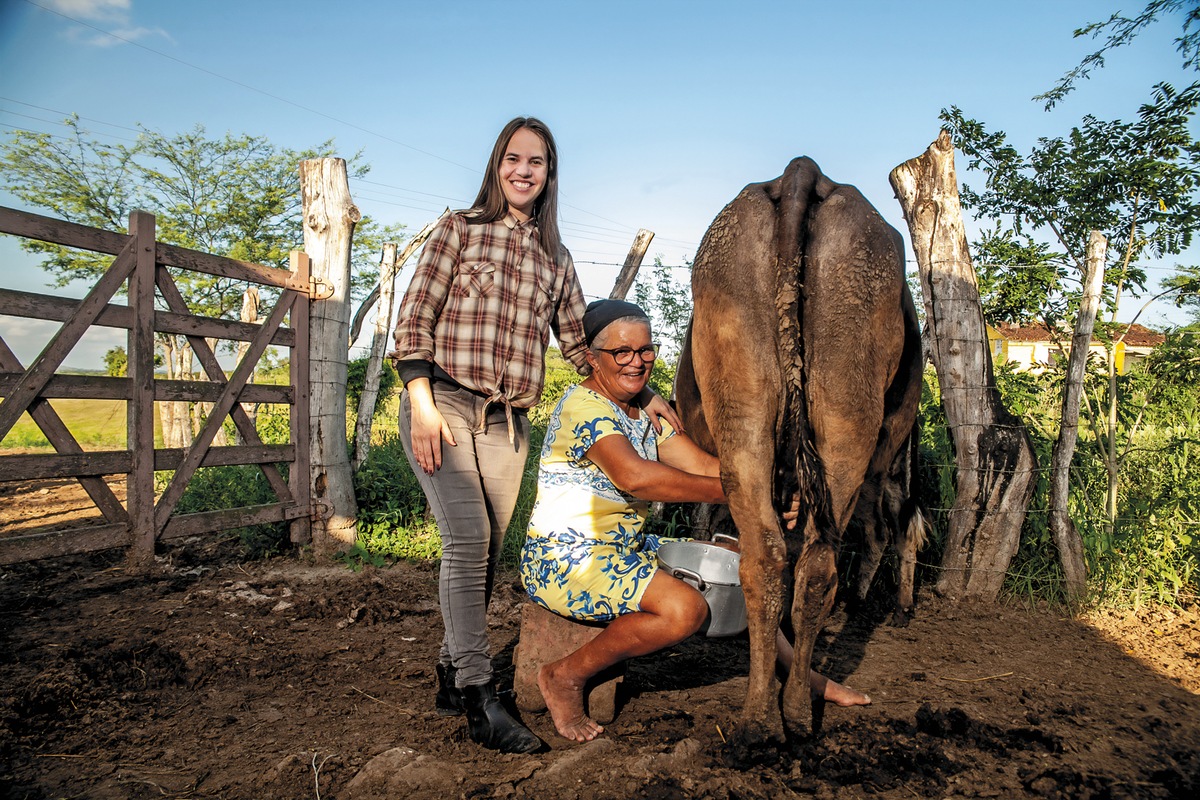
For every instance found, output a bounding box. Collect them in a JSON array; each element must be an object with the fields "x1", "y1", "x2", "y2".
[{"x1": 986, "y1": 322, "x2": 1166, "y2": 375}]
